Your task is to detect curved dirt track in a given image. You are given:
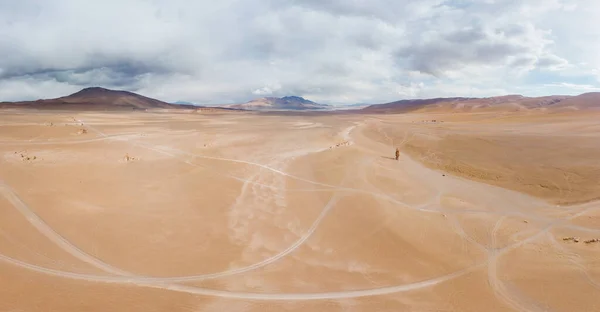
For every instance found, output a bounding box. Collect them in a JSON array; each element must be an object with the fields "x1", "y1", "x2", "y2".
[{"x1": 1, "y1": 110, "x2": 599, "y2": 311}]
